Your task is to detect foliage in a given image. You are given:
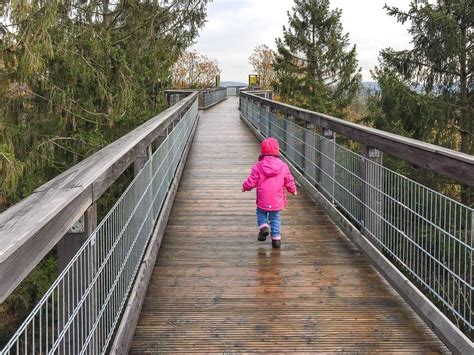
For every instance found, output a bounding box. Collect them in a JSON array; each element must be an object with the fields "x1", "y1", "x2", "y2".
[
  {"x1": 248, "y1": 44, "x2": 277, "y2": 90},
  {"x1": 171, "y1": 50, "x2": 221, "y2": 88},
  {"x1": 0, "y1": 0, "x2": 208, "y2": 211},
  {"x1": 273, "y1": 0, "x2": 361, "y2": 116},
  {"x1": 366, "y1": 0, "x2": 473, "y2": 205}
]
